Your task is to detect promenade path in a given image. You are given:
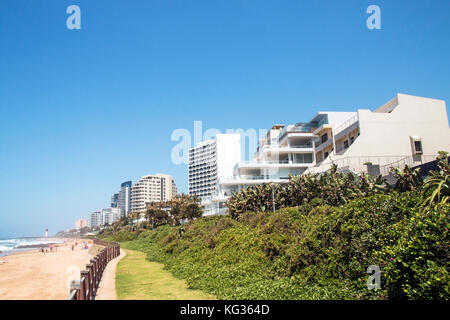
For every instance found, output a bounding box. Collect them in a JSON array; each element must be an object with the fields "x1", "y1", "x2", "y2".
[
  {"x1": 114, "y1": 249, "x2": 214, "y2": 300},
  {"x1": 95, "y1": 249, "x2": 126, "y2": 300}
]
